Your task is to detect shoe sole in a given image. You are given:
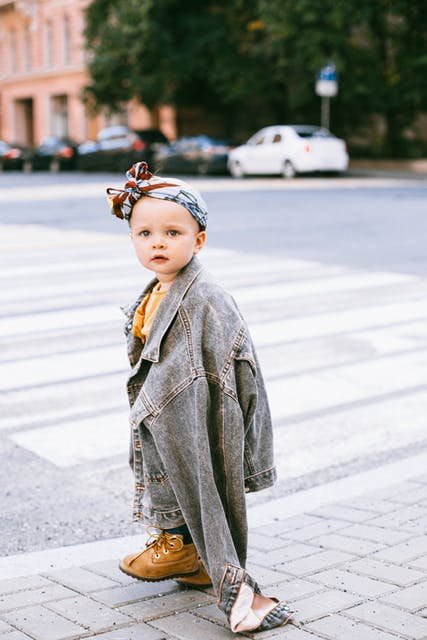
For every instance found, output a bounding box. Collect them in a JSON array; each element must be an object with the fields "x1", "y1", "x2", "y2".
[
  {"x1": 119, "y1": 561, "x2": 200, "y2": 583},
  {"x1": 174, "y1": 578, "x2": 213, "y2": 588}
]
